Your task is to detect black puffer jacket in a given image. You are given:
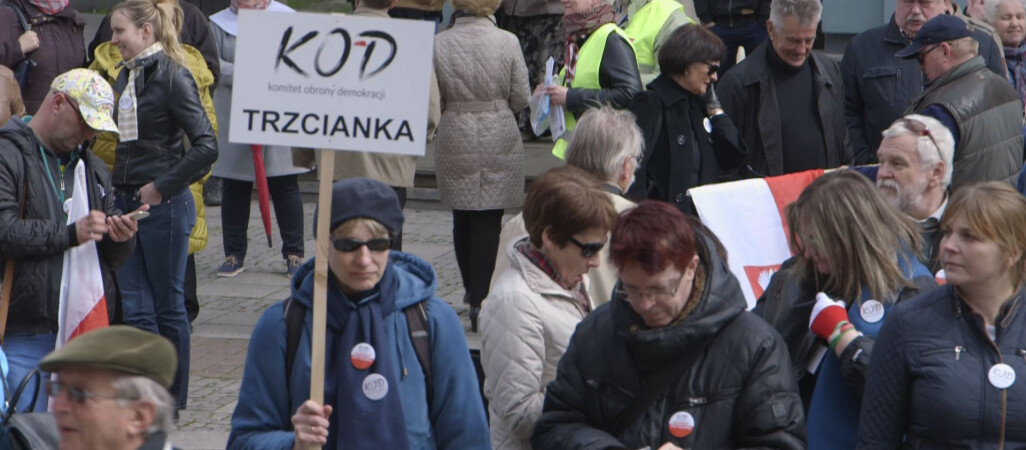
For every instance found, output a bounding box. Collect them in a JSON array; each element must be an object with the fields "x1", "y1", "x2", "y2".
[
  {"x1": 531, "y1": 231, "x2": 805, "y2": 450},
  {"x1": 0, "y1": 118, "x2": 134, "y2": 334},
  {"x1": 857, "y1": 285, "x2": 1026, "y2": 449},
  {"x1": 110, "y1": 51, "x2": 217, "y2": 196},
  {"x1": 564, "y1": 31, "x2": 642, "y2": 116},
  {"x1": 693, "y1": 0, "x2": 770, "y2": 26}
]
